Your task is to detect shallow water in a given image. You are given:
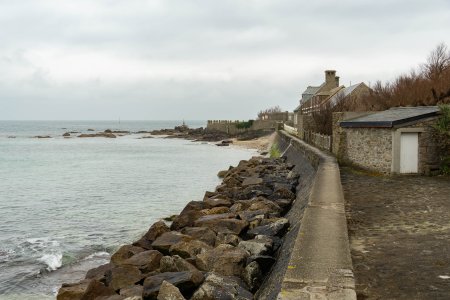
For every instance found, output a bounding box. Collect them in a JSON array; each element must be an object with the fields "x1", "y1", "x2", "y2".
[{"x1": 0, "y1": 121, "x2": 255, "y2": 298}]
